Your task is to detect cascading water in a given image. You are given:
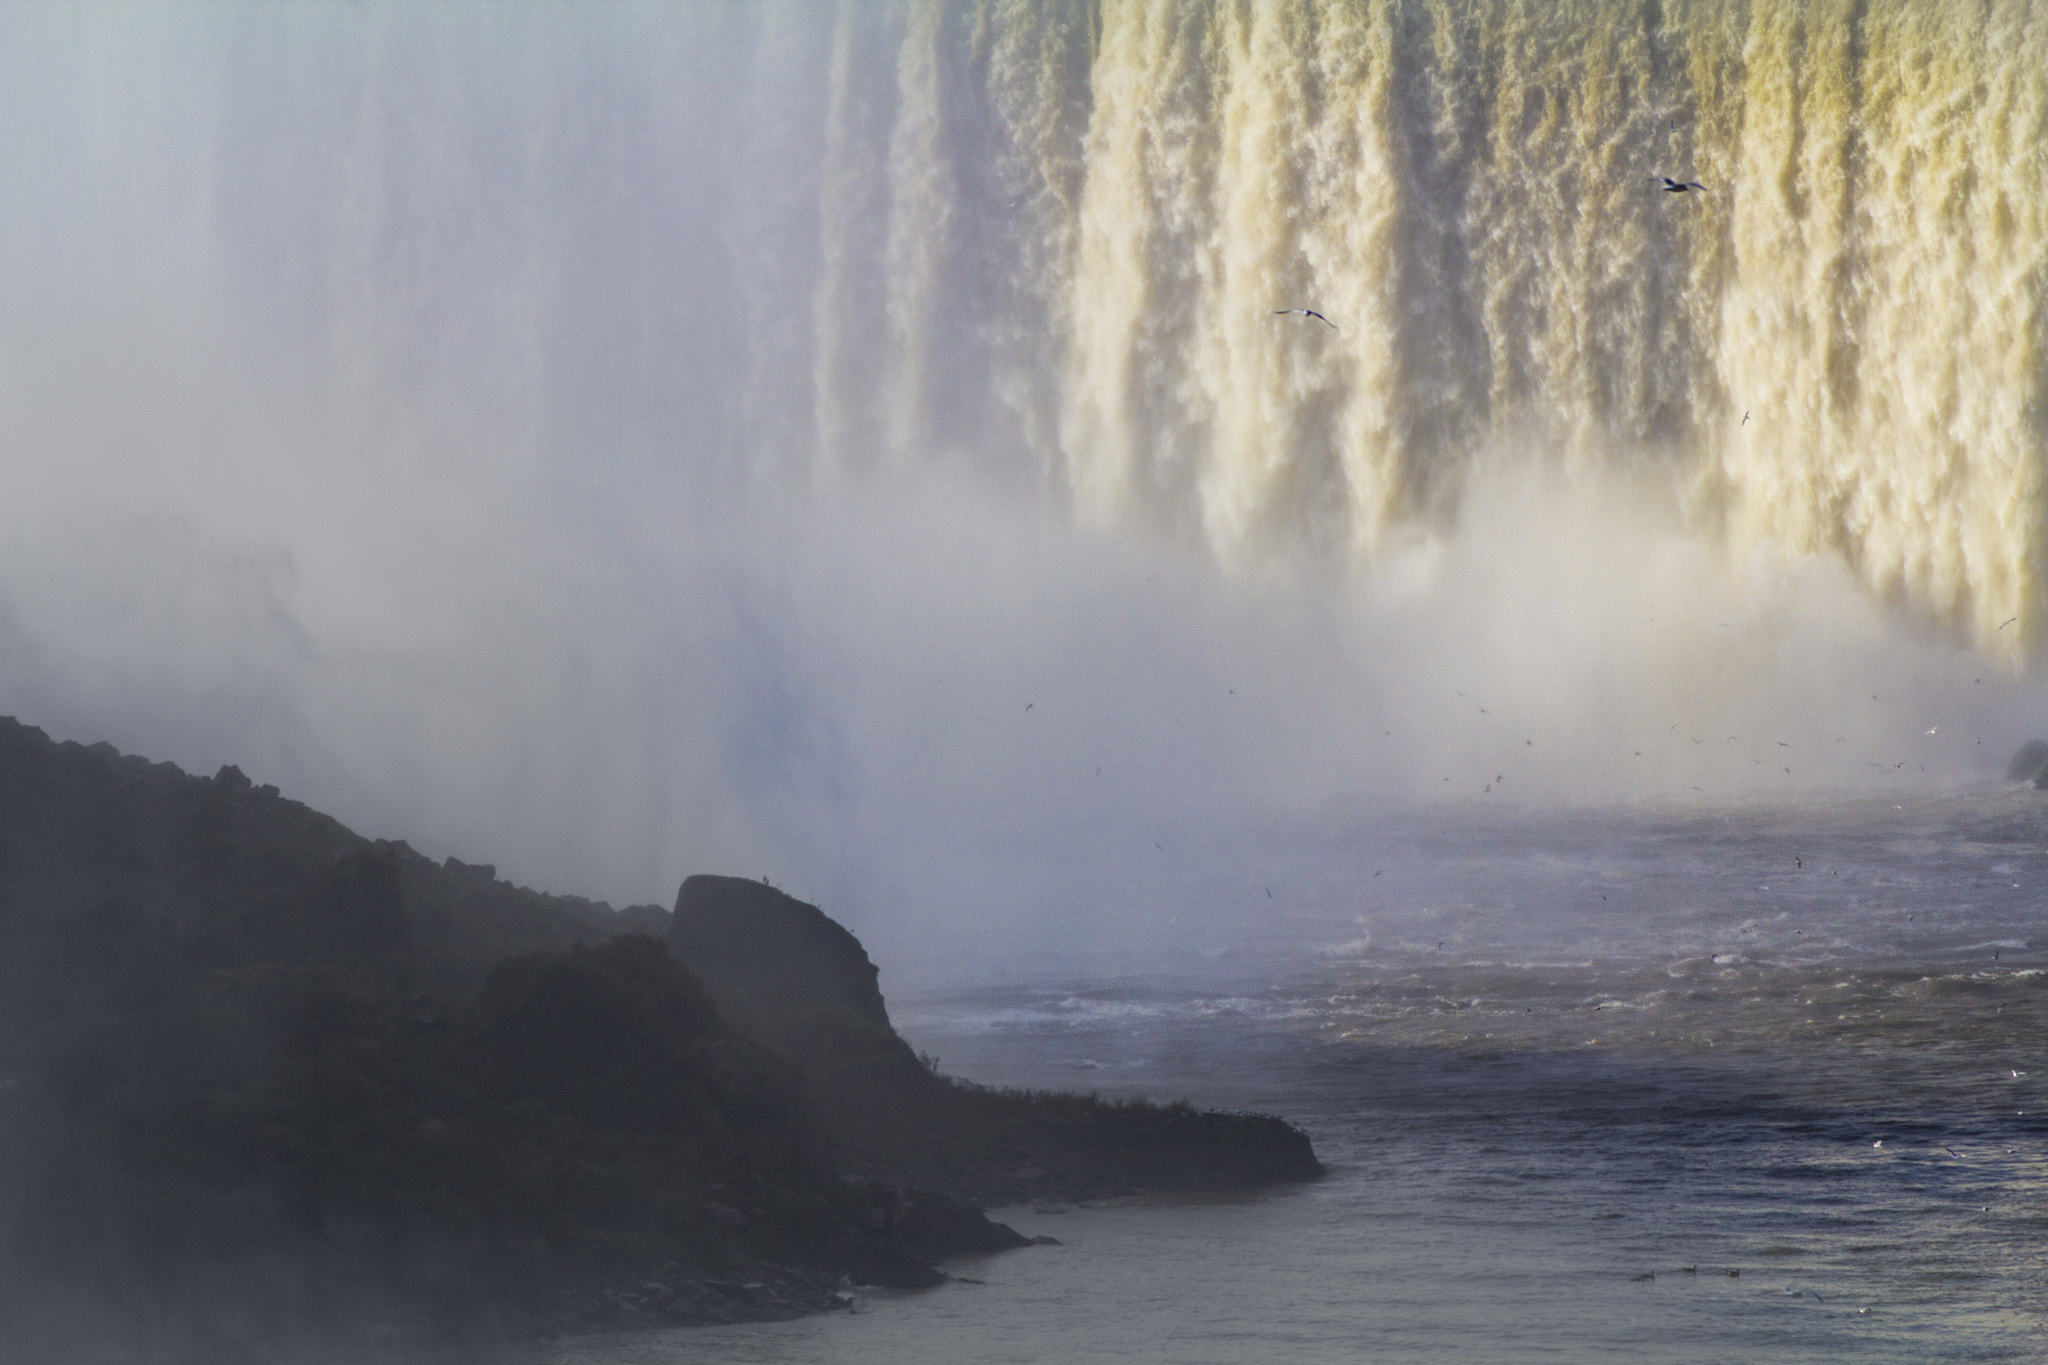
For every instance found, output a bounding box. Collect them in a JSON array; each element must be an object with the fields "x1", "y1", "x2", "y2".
[
  {"x1": 7, "y1": 9, "x2": 2048, "y2": 1360},
  {"x1": 1, "y1": 0, "x2": 2044, "y2": 944},
  {"x1": 23, "y1": 4, "x2": 2027, "y2": 644},
  {"x1": 808, "y1": 0, "x2": 2048, "y2": 651}
]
